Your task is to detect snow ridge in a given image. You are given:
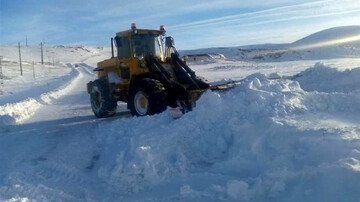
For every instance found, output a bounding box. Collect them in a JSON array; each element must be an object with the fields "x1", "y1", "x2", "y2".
[
  {"x1": 91, "y1": 63, "x2": 360, "y2": 201},
  {"x1": 0, "y1": 66, "x2": 80, "y2": 126}
]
